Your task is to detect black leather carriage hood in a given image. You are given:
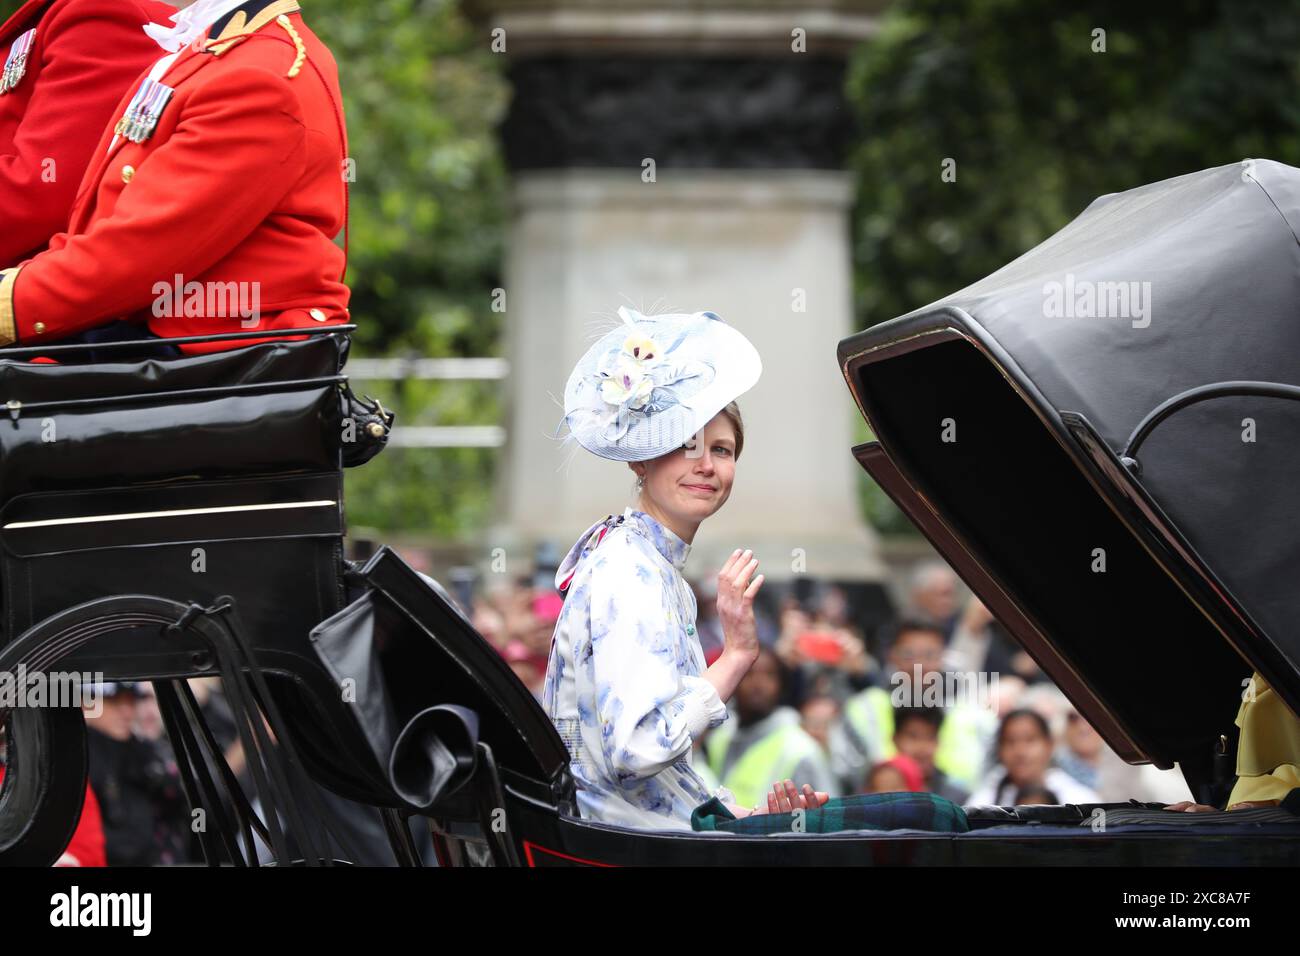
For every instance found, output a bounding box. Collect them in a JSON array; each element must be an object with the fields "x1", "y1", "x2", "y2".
[{"x1": 838, "y1": 160, "x2": 1300, "y2": 790}]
